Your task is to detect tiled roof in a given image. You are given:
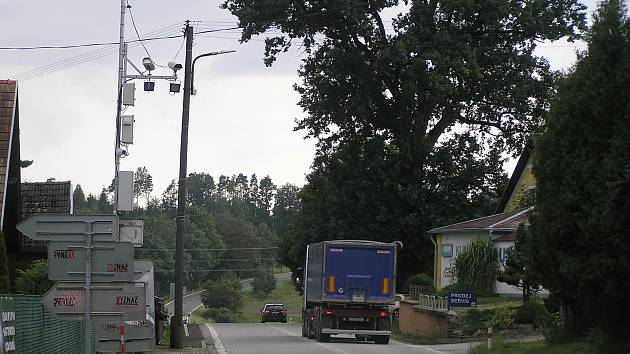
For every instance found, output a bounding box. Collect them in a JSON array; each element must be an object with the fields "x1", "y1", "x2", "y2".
[
  {"x1": 427, "y1": 207, "x2": 531, "y2": 234},
  {"x1": 0, "y1": 80, "x2": 17, "y2": 228},
  {"x1": 20, "y1": 181, "x2": 72, "y2": 249}
]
